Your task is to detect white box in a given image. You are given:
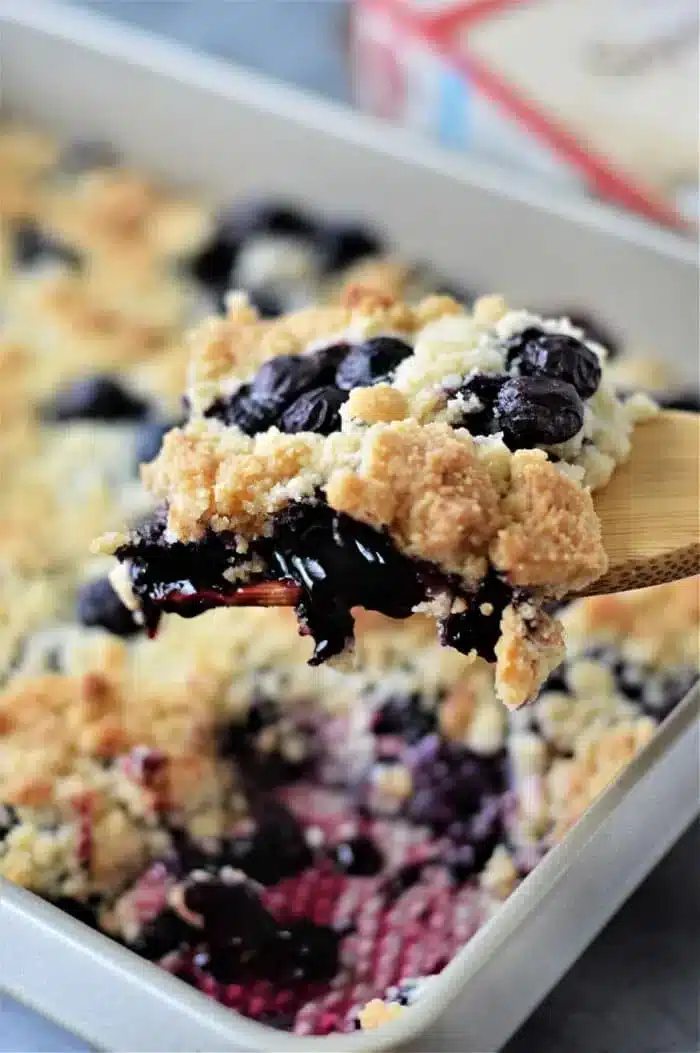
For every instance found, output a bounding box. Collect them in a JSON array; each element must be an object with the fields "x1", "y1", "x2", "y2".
[{"x1": 0, "y1": 3, "x2": 697, "y2": 1051}]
